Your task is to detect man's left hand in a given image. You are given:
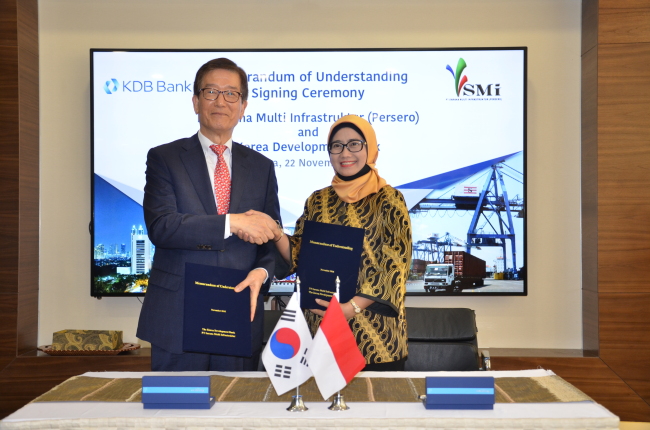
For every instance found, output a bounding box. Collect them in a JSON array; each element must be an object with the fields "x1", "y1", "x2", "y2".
[{"x1": 234, "y1": 268, "x2": 267, "y2": 321}]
